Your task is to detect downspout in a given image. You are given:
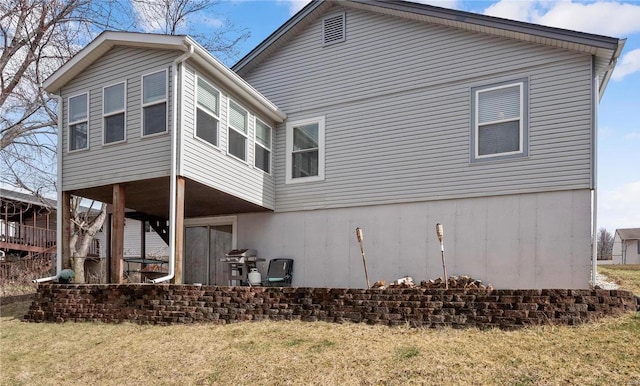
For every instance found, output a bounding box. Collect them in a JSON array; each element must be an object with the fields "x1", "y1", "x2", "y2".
[
  {"x1": 590, "y1": 56, "x2": 599, "y2": 287},
  {"x1": 151, "y1": 42, "x2": 193, "y2": 284},
  {"x1": 34, "y1": 92, "x2": 63, "y2": 283}
]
